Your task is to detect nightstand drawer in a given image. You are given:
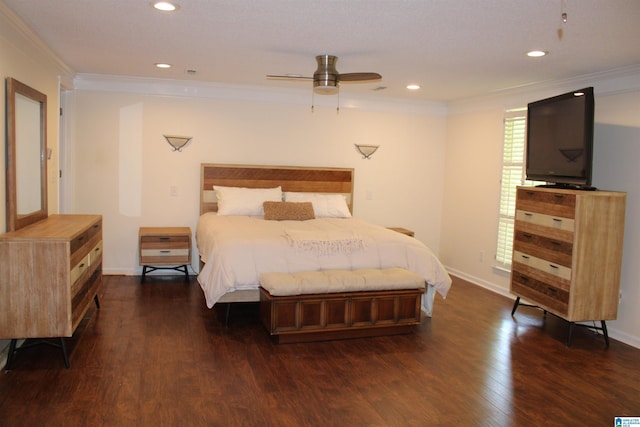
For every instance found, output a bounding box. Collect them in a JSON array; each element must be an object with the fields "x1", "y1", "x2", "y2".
[
  {"x1": 140, "y1": 235, "x2": 190, "y2": 245},
  {"x1": 141, "y1": 248, "x2": 189, "y2": 258}
]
